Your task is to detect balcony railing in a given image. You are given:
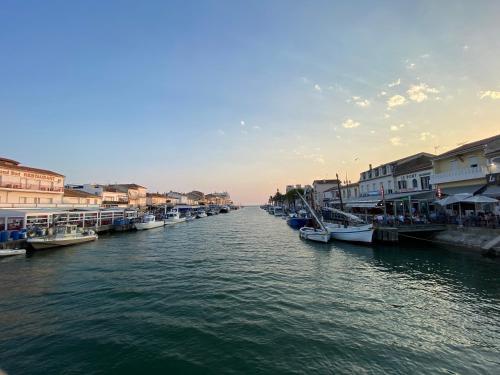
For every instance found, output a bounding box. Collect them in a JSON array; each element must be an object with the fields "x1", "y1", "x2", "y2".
[
  {"x1": 429, "y1": 166, "x2": 488, "y2": 185},
  {"x1": 0, "y1": 182, "x2": 64, "y2": 192}
]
